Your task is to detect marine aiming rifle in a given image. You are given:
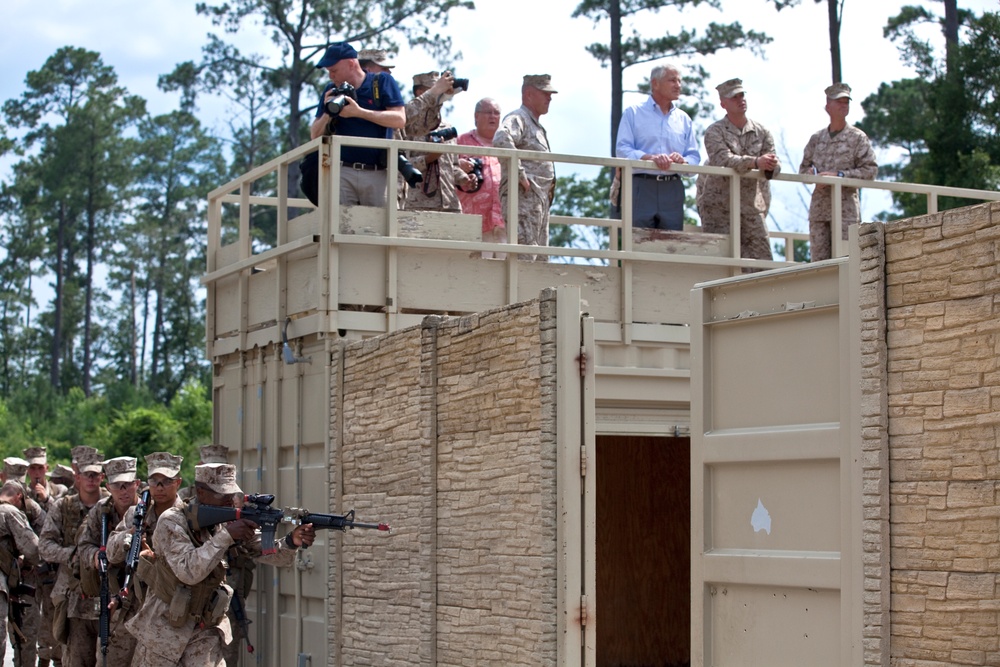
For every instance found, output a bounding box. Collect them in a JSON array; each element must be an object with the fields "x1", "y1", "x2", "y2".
[
  {"x1": 116, "y1": 489, "x2": 150, "y2": 607},
  {"x1": 185, "y1": 493, "x2": 390, "y2": 554},
  {"x1": 98, "y1": 512, "x2": 110, "y2": 667}
]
